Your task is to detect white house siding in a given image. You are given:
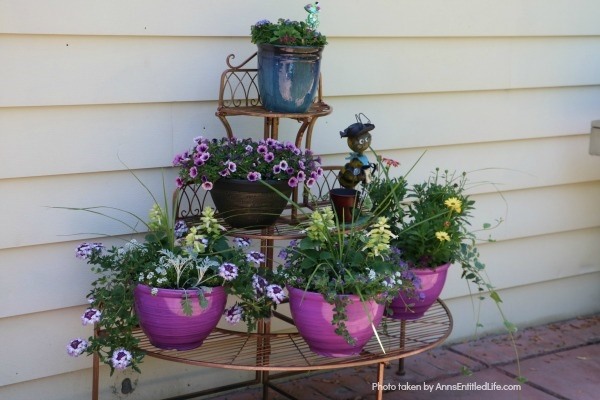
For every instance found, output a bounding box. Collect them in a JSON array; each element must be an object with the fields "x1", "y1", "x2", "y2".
[{"x1": 1, "y1": 0, "x2": 599, "y2": 398}]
